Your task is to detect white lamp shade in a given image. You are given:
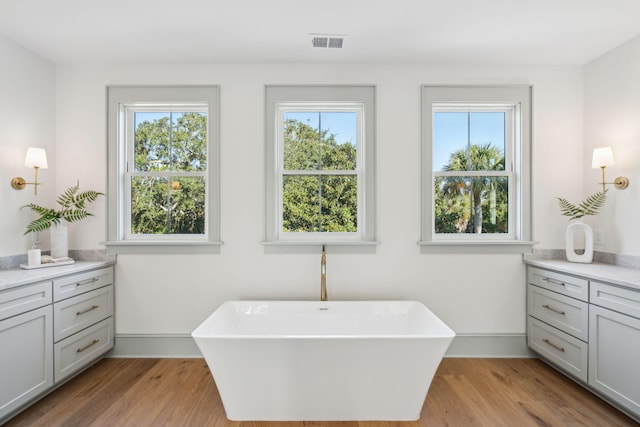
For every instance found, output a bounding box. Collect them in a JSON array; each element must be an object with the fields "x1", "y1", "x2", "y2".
[
  {"x1": 591, "y1": 146, "x2": 615, "y2": 169},
  {"x1": 24, "y1": 147, "x2": 48, "y2": 169}
]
